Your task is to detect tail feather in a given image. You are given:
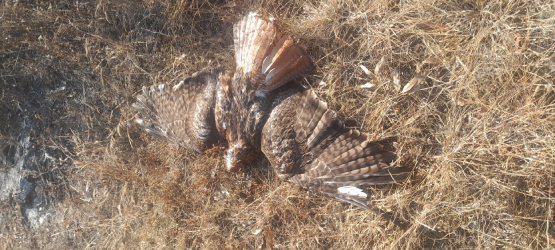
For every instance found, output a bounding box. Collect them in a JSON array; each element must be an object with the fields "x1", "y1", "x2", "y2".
[
  {"x1": 233, "y1": 13, "x2": 313, "y2": 93},
  {"x1": 234, "y1": 13, "x2": 275, "y2": 73},
  {"x1": 261, "y1": 37, "x2": 290, "y2": 72},
  {"x1": 261, "y1": 37, "x2": 312, "y2": 89}
]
